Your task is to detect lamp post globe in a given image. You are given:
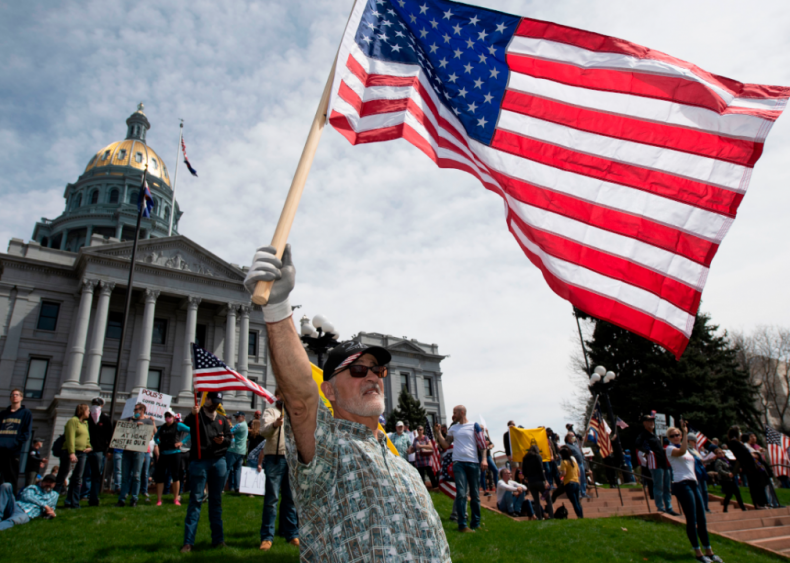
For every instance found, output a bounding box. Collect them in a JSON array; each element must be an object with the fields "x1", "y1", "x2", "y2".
[{"x1": 300, "y1": 313, "x2": 339, "y2": 369}]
